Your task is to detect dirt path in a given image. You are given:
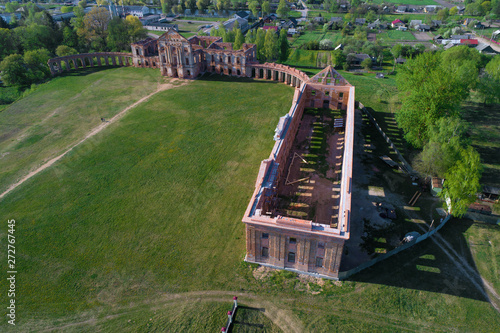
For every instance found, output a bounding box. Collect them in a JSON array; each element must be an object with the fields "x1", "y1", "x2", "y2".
[
  {"x1": 41, "y1": 291, "x2": 305, "y2": 332},
  {"x1": 400, "y1": 204, "x2": 500, "y2": 313},
  {"x1": 0, "y1": 79, "x2": 189, "y2": 201},
  {"x1": 474, "y1": 35, "x2": 500, "y2": 52}
]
